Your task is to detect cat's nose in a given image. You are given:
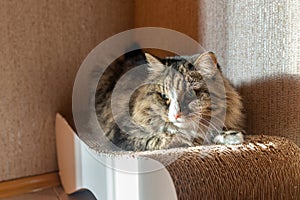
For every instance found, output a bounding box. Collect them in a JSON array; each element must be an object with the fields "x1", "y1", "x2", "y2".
[{"x1": 174, "y1": 113, "x2": 180, "y2": 120}]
